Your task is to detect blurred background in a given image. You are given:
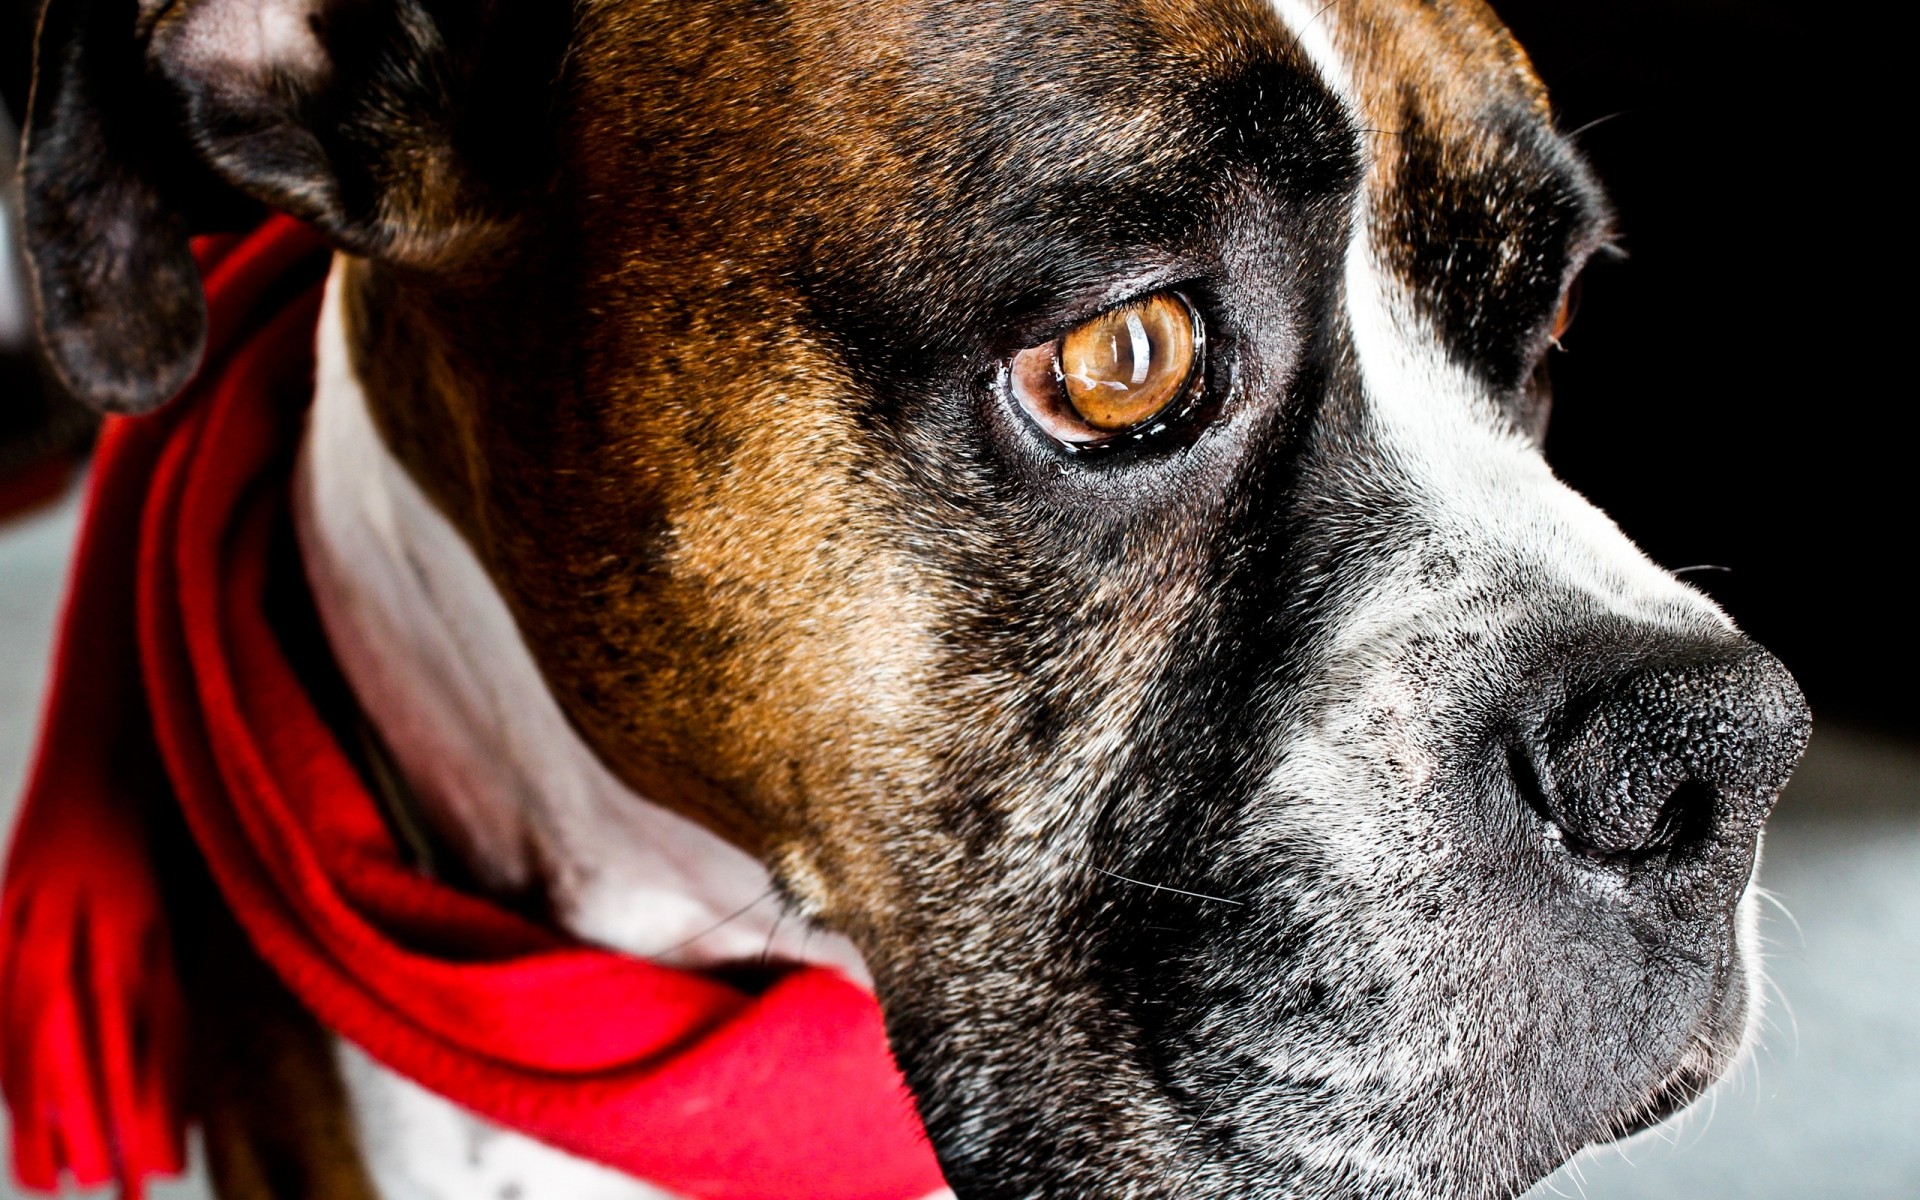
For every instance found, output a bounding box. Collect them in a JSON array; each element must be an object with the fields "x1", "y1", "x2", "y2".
[{"x1": 1, "y1": 1, "x2": 1913, "y2": 1197}]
